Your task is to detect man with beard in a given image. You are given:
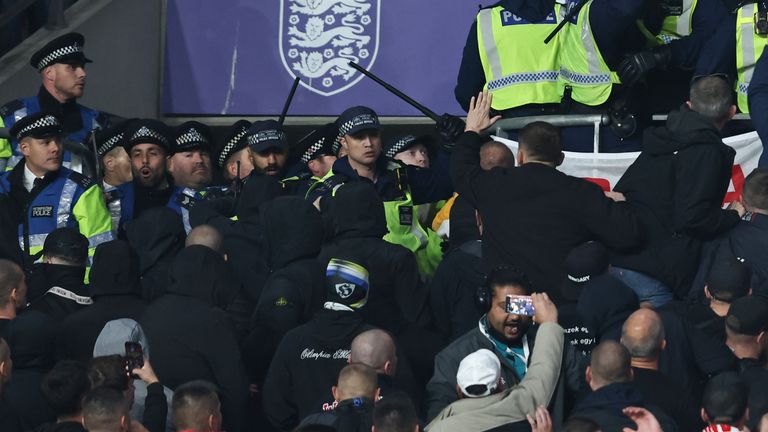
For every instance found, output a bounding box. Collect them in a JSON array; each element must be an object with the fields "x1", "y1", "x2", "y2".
[
  {"x1": 426, "y1": 266, "x2": 536, "y2": 420},
  {"x1": 113, "y1": 119, "x2": 175, "y2": 236},
  {"x1": 167, "y1": 121, "x2": 215, "y2": 233},
  {"x1": 0, "y1": 33, "x2": 112, "y2": 173},
  {"x1": 246, "y1": 120, "x2": 289, "y2": 178}
]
